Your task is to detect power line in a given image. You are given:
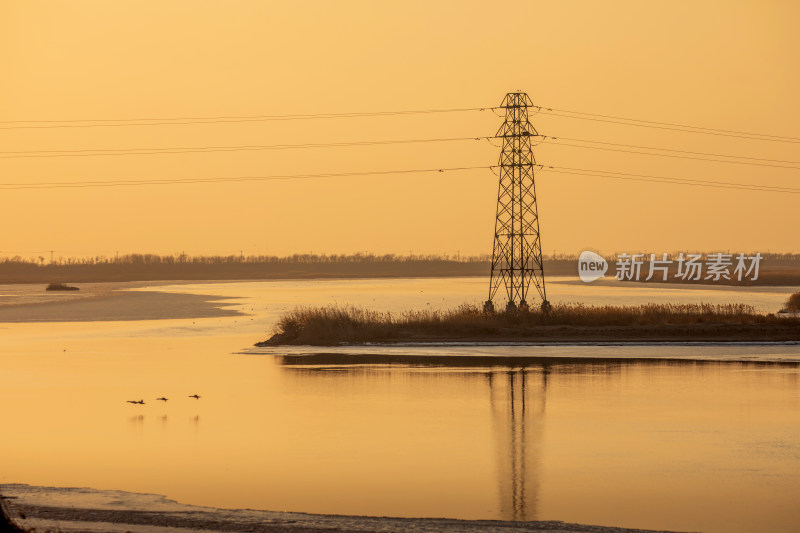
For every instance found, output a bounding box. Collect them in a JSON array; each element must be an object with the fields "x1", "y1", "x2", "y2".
[
  {"x1": 538, "y1": 106, "x2": 800, "y2": 142},
  {"x1": 547, "y1": 167, "x2": 800, "y2": 193},
  {"x1": 8, "y1": 130, "x2": 791, "y2": 170},
  {"x1": 1, "y1": 161, "x2": 797, "y2": 194},
  {"x1": 536, "y1": 109, "x2": 800, "y2": 144},
  {"x1": 541, "y1": 137, "x2": 800, "y2": 170},
  {"x1": 547, "y1": 136, "x2": 800, "y2": 165},
  {"x1": 544, "y1": 164, "x2": 800, "y2": 192},
  {"x1": 539, "y1": 165, "x2": 800, "y2": 194},
  {"x1": 0, "y1": 107, "x2": 487, "y2": 130},
  {"x1": 0, "y1": 165, "x2": 489, "y2": 190},
  {"x1": 0, "y1": 136, "x2": 487, "y2": 159},
  {"x1": 3, "y1": 101, "x2": 796, "y2": 146}
]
